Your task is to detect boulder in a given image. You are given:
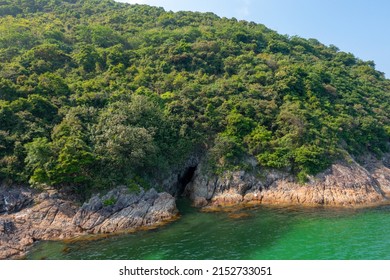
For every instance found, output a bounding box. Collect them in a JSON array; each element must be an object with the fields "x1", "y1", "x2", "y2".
[
  {"x1": 0, "y1": 187, "x2": 33, "y2": 214},
  {"x1": 0, "y1": 187, "x2": 178, "y2": 259}
]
